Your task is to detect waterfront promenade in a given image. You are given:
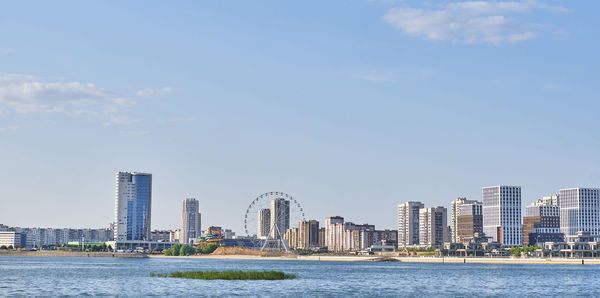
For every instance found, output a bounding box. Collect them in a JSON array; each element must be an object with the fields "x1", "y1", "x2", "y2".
[{"x1": 4, "y1": 250, "x2": 600, "y2": 264}]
